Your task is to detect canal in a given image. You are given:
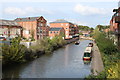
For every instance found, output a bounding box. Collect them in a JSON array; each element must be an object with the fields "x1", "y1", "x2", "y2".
[{"x1": 3, "y1": 40, "x2": 92, "y2": 78}]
